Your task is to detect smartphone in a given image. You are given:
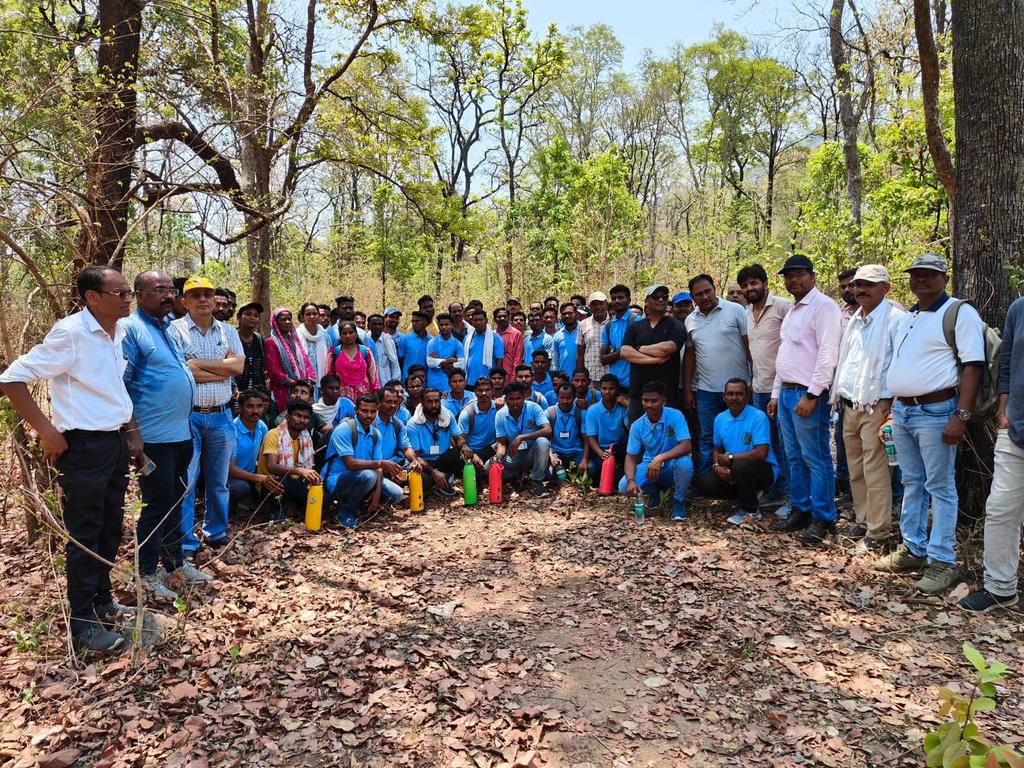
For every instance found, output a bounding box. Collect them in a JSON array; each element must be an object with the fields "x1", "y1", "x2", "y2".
[{"x1": 140, "y1": 454, "x2": 157, "y2": 476}]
